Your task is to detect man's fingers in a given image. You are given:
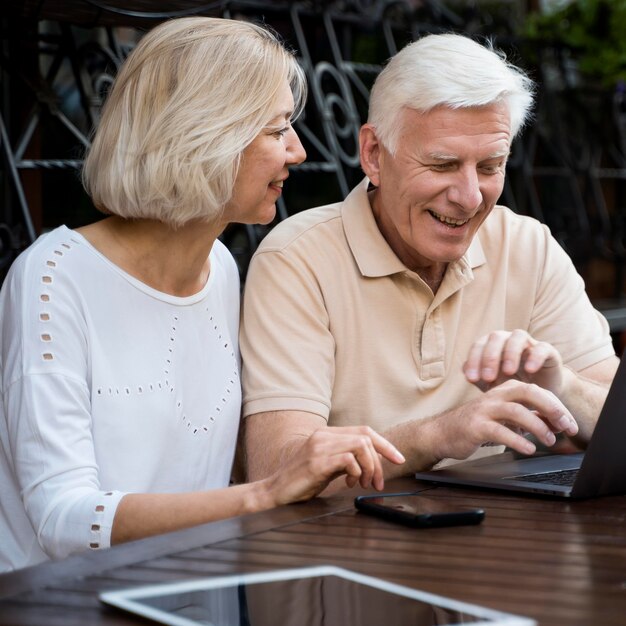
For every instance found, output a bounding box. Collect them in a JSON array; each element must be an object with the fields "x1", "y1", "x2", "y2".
[
  {"x1": 501, "y1": 329, "x2": 534, "y2": 375},
  {"x1": 464, "y1": 329, "x2": 564, "y2": 386},
  {"x1": 480, "y1": 331, "x2": 518, "y2": 380},
  {"x1": 481, "y1": 420, "x2": 537, "y2": 456},
  {"x1": 522, "y1": 341, "x2": 562, "y2": 374},
  {"x1": 464, "y1": 334, "x2": 490, "y2": 382},
  {"x1": 494, "y1": 381, "x2": 578, "y2": 438},
  {"x1": 516, "y1": 383, "x2": 578, "y2": 436},
  {"x1": 489, "y1": 402, "x2": 557, "y2": 448},
  {"x1": 553, "y1": 412, "x2": 578, "y2": 436},
  {"x1": 465, "y1": 331, "x2": 518, "y2": 382},
  {"x1": 465, "y1": 330, "x2": 535, "y2": 383}
]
